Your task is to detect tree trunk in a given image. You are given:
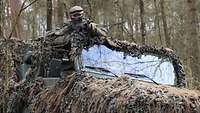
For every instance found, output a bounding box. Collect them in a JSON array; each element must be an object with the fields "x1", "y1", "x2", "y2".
[
  {"x1": 0, "y1": 0, "x2": 3, "y2": 37},
  {"x1": 47, "y1": 0, "x2": 52, "y2": 31},
  {"x1": 154, "y1": 0, "x2": 162, "y2": 45},
  {"x1": 10, "y1": 0, "x2": 23, "y2": 39},
  {"x1": 32, "y1": 2, "x2": 38, "y2": 39},
  {"x1": 128, "y1": 14, "x2": 135, "y2": 42},
  {"x1": 86, "y1": 0, "x2": 93, "y2": 19},
  {"x1": 135, "y1": 1, "x2": 139, "y2": 43},
  {"x1": 160, "y1": 0, "x2": 170, "y2": 47},
  {"x1": 5, "y1": 0, "x2": 11, "y2": 36},
  {"x1": 139, "y1": 0, "x2": 146, "y2": 44},
  {"x1": 185, "y1": 0, "x2": 200, "y2": 89},
  {"x1": 56, "y1": 0, "x2": 64, "y2": 28}
]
